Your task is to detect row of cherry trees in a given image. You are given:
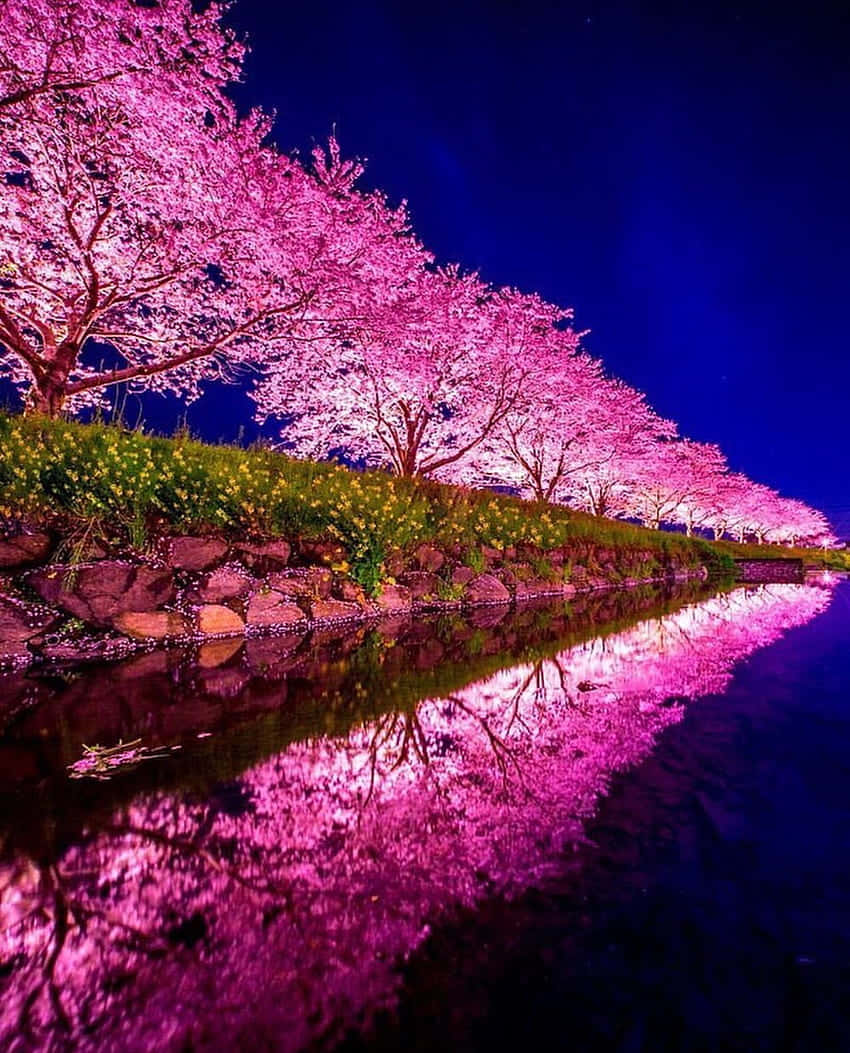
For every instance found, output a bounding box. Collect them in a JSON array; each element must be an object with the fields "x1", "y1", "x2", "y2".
[{"x1": 0, "y1": 0, "x2": 836, "y2": 546}]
